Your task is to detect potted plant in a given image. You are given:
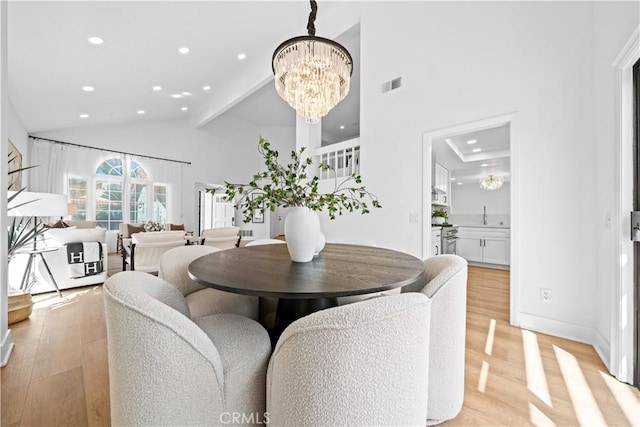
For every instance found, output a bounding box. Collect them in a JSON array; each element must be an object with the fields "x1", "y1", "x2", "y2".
[
  {"x1": 222, "y1": 137, "x2": 381, "y2": 262},
  {"x1": 432, "y1": 208, "x2": 448, "y2": 225},
  {"x1": 7, "y1": 154, "x2": 42, "y2": 323}
]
